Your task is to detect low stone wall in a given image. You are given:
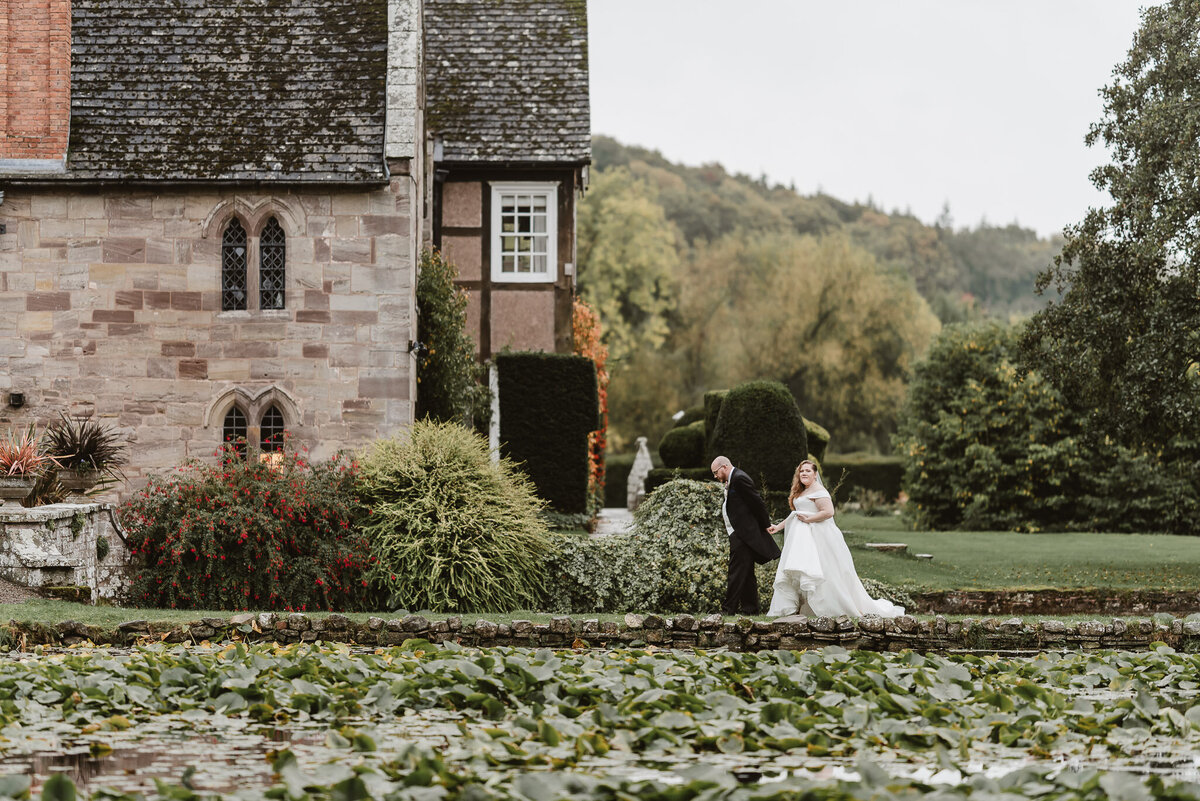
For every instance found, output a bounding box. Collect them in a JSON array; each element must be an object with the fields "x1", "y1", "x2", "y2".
[
  {"x1": 0, "y1": 503, "x2": 131, "y2": 601},
  {"x1": 14, "y1": 611, "x2": 1200, "y2": 652},
  {"x1": 915, "y1": 589, "x2": 1200, "y2": 615}
]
